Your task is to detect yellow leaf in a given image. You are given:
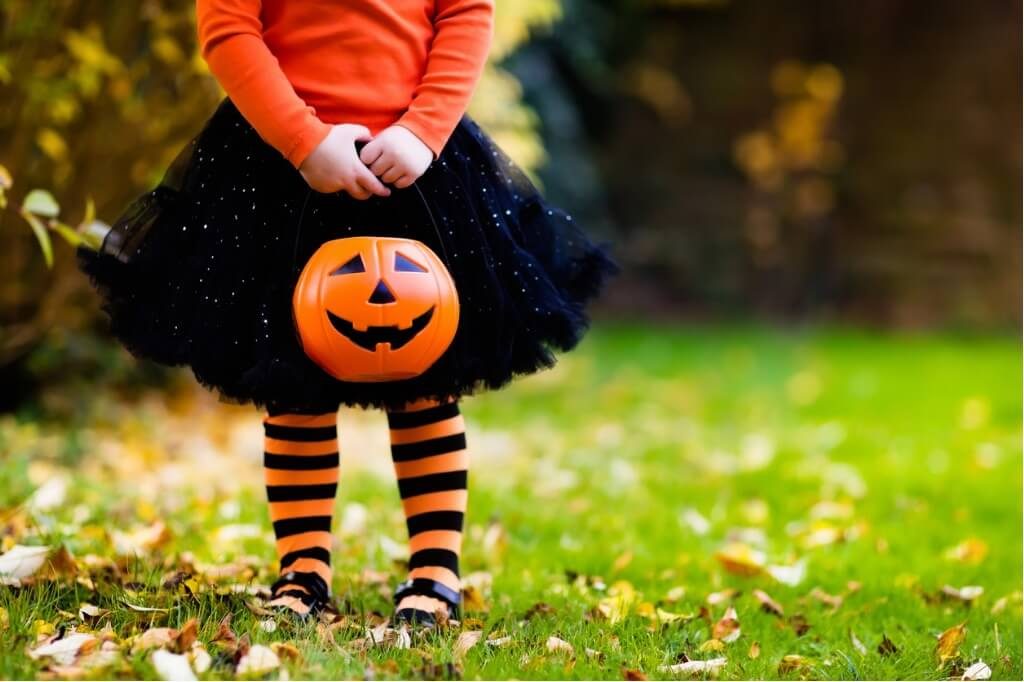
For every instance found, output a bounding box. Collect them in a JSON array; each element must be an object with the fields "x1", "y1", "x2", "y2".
[
  {"x1": 748, "y1": 641, "x2": 761, "y2": 659},
  {"x1": 936, "y1": 622, "x2": 967, "y2": 665},
  {"x1": 714, "y1": 543, "x2": 766, "y2": 576},
  {"x1": 700, "y1": 638, "x2": 726, "y2": 652},
  {"x1": 612, "y1": 550, "x2": 634, "y2": 573},
  {"x1": 944, "y1": 538, "x2": 988, "y2": 565},
  {"x1": 36, "y1": 129, "x2": 68, "y2": 161},
  {"x1": 778, "y1": 654, "x2": 812, "y2": 674}
]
